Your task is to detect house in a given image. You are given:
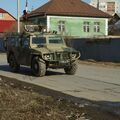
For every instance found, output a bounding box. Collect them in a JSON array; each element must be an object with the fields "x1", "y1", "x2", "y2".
[
  {"x1": 90, "y1": 0, "x2": 120, "y2": 15},
  {"x1": 27, "y1": 0, "x2": 111, "y2": 38},
  {"x1": 109, "y1": 13, "x2": 120, "y2": 35},
  {"x1": 0, "y1": 8, "x2": 16, "y2": 37},
  {"x1": 109, "y1": 13, "x2": 120, "y2": 24}
]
